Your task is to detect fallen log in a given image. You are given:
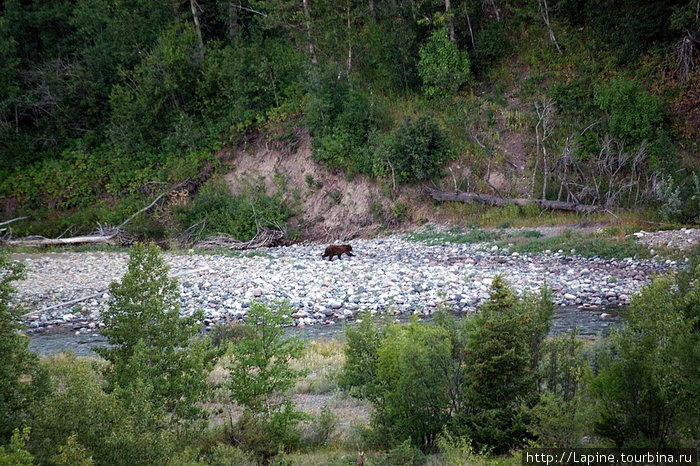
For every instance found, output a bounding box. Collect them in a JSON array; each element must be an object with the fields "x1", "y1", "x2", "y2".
[
  {"x1": 2, "y1": 180, "x2": 189, "y2": 248},
  {"x1": 194, "y1": 227, "x2": 285, "y2": 250},
  {"x1": 0, "y1": 216, "x2": 28, "y2": 227},
  {"x1": 425, "y1": 187, "x2": 605, "y2": 214},
  {"x1": 5, "y1": 234, "x2": 119, "y2": 248}
]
